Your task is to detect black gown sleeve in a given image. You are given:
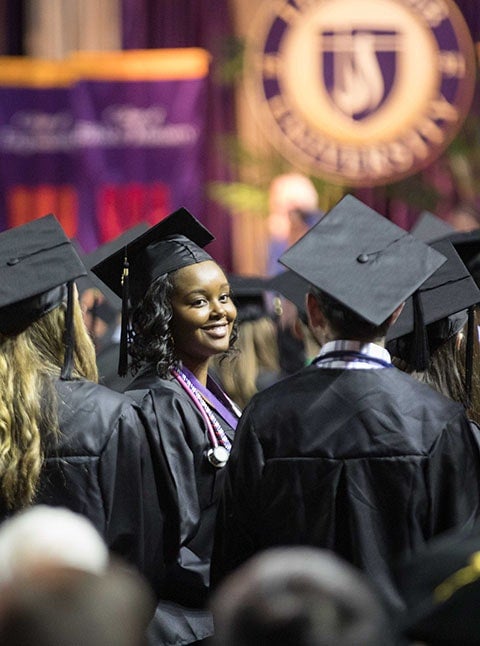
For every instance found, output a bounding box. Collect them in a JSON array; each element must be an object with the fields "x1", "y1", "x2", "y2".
[
  {"x1": 38, "y1": 387, "x2": 166, "y2": 599},
  {"x1": 210, "y1": 401, "x2": 265, "y2": 587},
  {"x1": 423, "y1": 415, "x2": 480, "y2": 537},
  {"x1": 97, "y1": 401, "x2": 166, "y2": 595}
]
